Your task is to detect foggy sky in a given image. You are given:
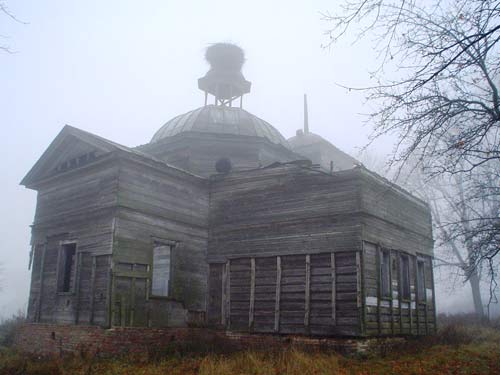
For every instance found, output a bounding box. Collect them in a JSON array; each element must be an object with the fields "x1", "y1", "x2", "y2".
[{"x1": 0, "y1": 0, "x2": 482, "y2": 319}]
